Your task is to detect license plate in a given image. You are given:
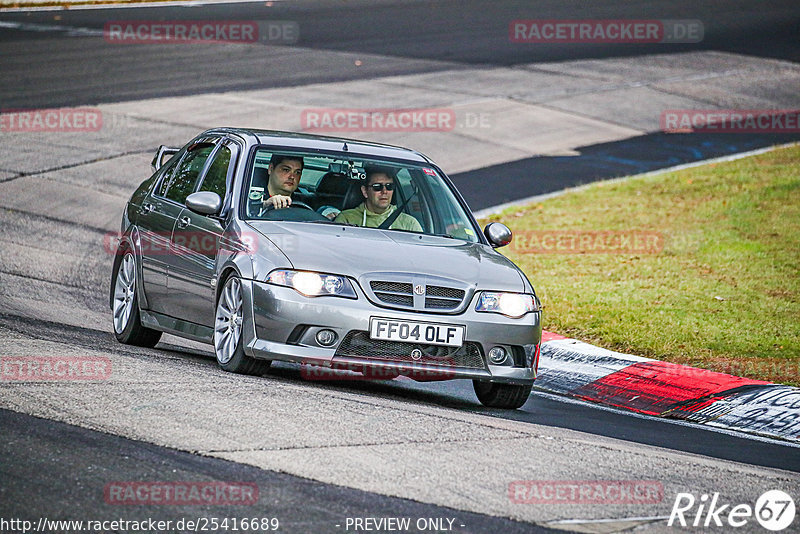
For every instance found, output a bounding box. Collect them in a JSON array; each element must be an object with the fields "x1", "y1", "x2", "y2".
[{"x1": 369, "y1": 318, "x2": 465, "y2": 347}]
